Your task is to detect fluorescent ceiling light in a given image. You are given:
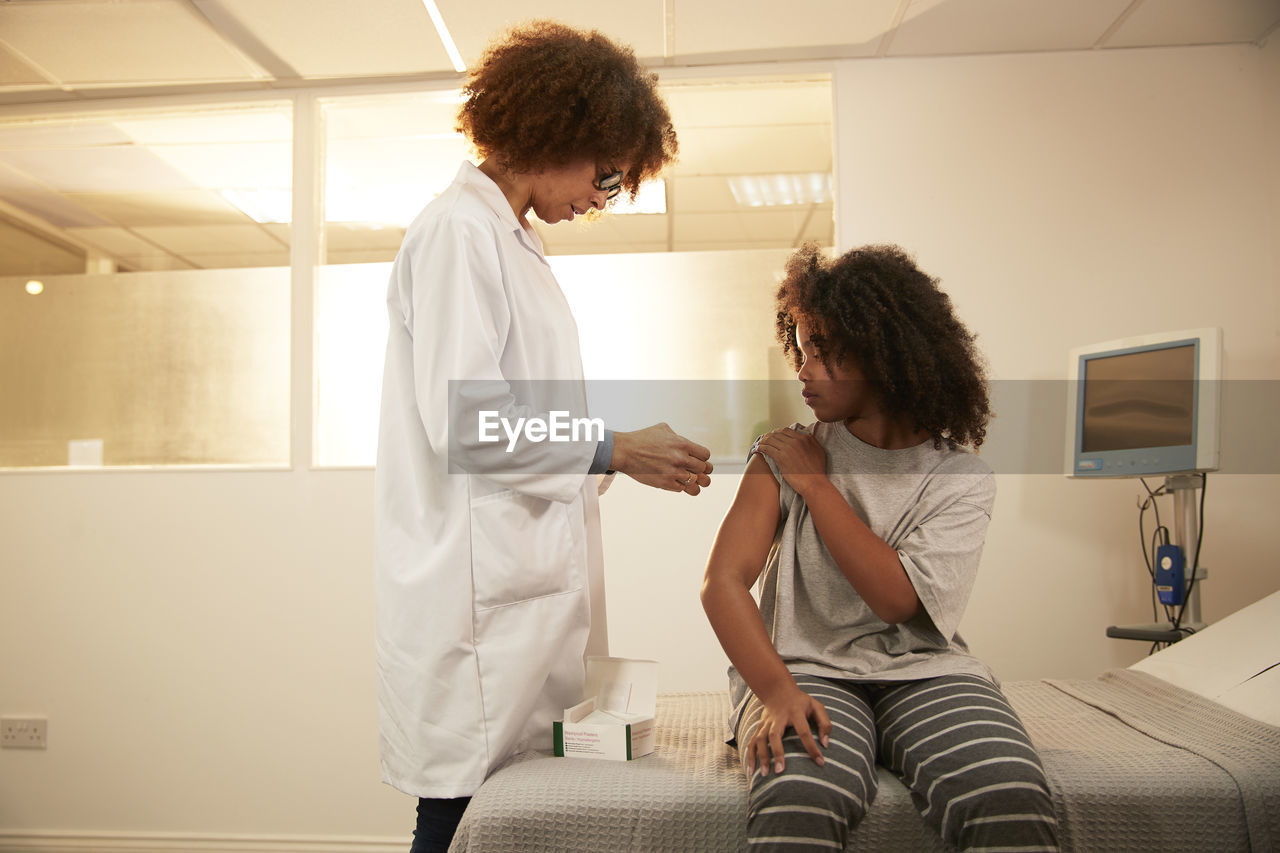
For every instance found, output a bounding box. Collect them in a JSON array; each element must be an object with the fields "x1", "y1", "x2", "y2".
[
  {"x1": 610, "y1": 179, "x2": 666, "y2": 215},
  {"x1": 422, "y1": 0, "x2": 466, "y2": 73},
  {"x1": 728, "y1": 173, "x2": 832, "y2": 208}
]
